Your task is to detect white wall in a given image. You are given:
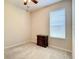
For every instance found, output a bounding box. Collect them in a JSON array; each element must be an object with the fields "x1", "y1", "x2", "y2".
[
  {"x1": 4, "y1": 1, "x2": 31, "y2": 48},
  {"x1": 4, "y1": 0, "x2": 72, "y2": 51},
  {"x1": 31, "y1": 0, "x2": 72, "y2": 51}
]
